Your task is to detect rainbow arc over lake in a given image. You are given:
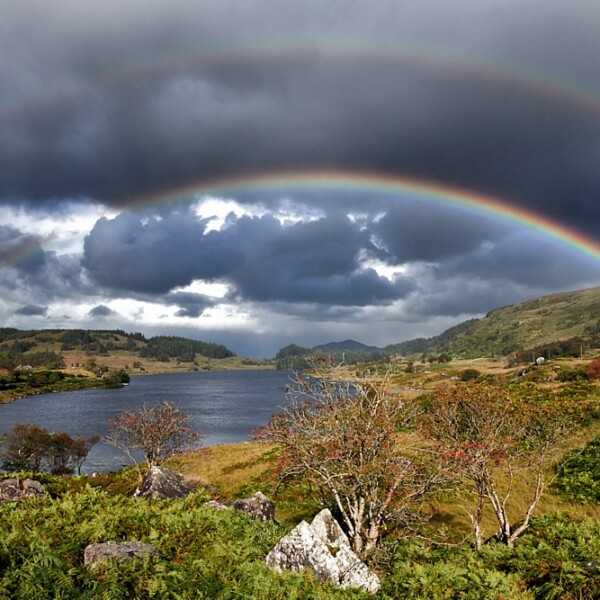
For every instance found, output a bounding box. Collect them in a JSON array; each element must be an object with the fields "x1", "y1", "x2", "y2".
[{"x1": 124, "y1": 169, "x2": 600, "y2": 263}]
